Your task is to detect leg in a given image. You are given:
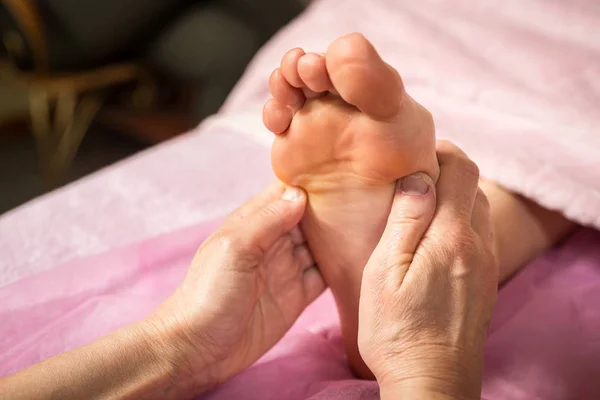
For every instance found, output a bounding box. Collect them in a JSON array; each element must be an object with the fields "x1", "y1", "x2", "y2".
[{"x1": 480, "y1": 179, "x2": 575, "y2": 283}]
